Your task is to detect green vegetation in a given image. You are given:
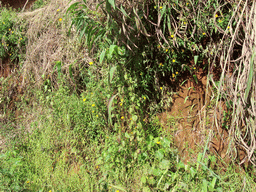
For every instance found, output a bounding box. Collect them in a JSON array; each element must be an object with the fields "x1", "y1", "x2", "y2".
[
  {"x1": 31, "y1": 0, "x2": 49, "y2": 10},
  {"x1": 0, "y1": 0, "x2": 255, "y2": 191},
  {"x1": 0, "y1": 8, "x2": 26, "y2": 62}
]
